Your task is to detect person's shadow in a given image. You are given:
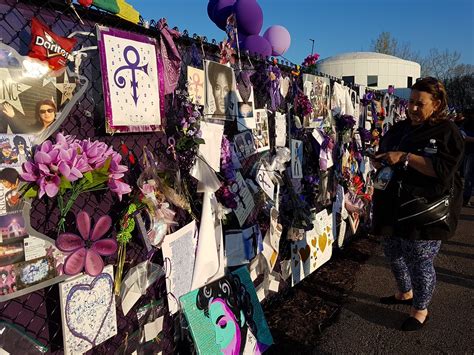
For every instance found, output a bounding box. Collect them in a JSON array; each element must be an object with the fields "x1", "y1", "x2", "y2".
[{"x1": 342, "y1": 290, "x2": 408, "y2": 329}]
